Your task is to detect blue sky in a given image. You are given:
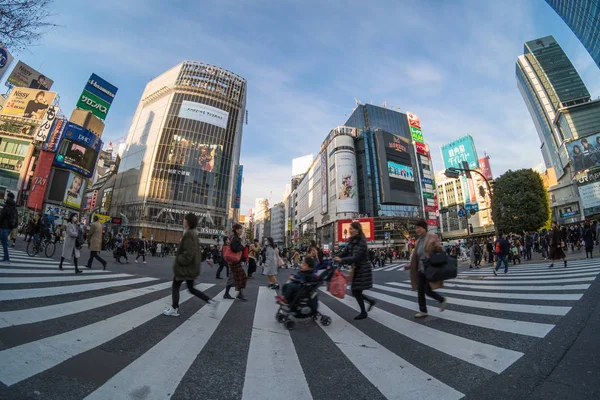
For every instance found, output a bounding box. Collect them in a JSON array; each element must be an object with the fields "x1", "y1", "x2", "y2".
[{"x1": 5, "y1": 0, "x2": 600, "y2": 214}]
